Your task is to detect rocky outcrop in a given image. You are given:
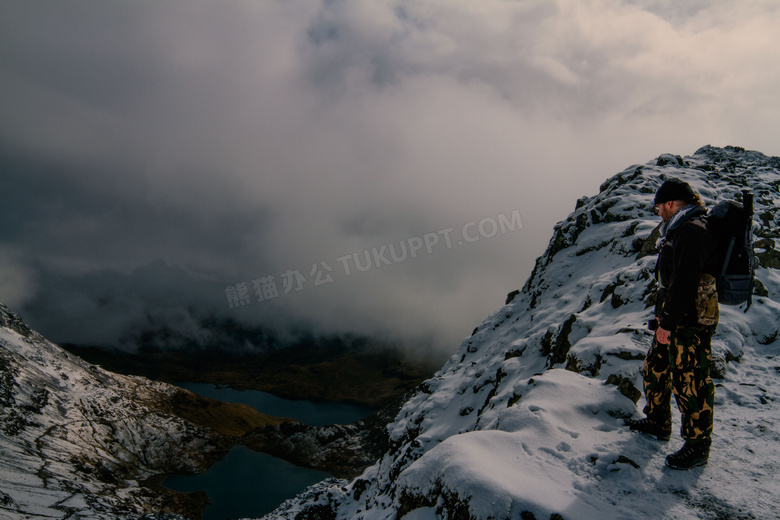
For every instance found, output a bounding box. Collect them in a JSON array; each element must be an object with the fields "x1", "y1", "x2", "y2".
[
  {"x1": 241, "y1": 396, "x2": 403, "y2": 479},
  {"x1": 262, "y1": 146, "x2": 780, "y2": 520},
  {"x1": 0, "y1": 303, "x2": 272, "y2": 519}
]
